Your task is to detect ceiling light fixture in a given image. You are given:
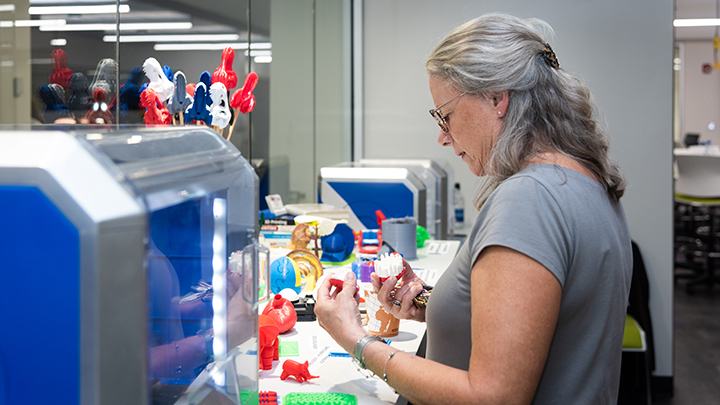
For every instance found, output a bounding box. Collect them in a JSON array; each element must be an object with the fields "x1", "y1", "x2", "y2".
[
  {"x1": 673, "y1": 18, "x2": 720, "y2": 27},
  {"x1": 50, "y1": 38, "x2": 67, "y2": 46},
  {"x1": 14, "y1": 18, "x2": 66, "y2": 27},
  {"x1": 39, "y1": 21, "x2": 192, "y2": 31},
  {"x1": 103, "y1": 33, "x2": 240, "y2": 43},
  {"x1": 29, "y1": 5, "x2": 130, "y2": 15},
  {"x1": 245, "y1": 50, "x2": 272, "y2": 57},
  {"x1": 154, "y1": 42, "x2": 271, "y2": 51},
  {"x1": 0, "y1": 4, "x2": 15, "y2": 12}
]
